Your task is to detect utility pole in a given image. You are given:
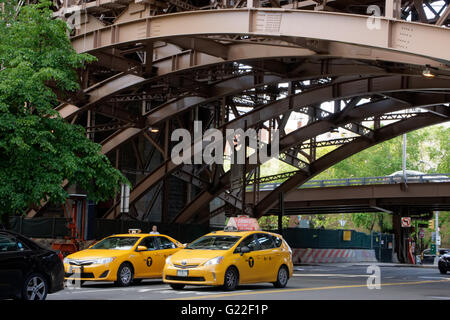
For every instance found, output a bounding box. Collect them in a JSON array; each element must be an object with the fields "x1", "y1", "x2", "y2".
[
  {"x1": 435, "y1": 211, "x2": 440, "y2": 265},
  {"x1": 402, "y1": 133, "x2": 407, "y2": 183}
]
